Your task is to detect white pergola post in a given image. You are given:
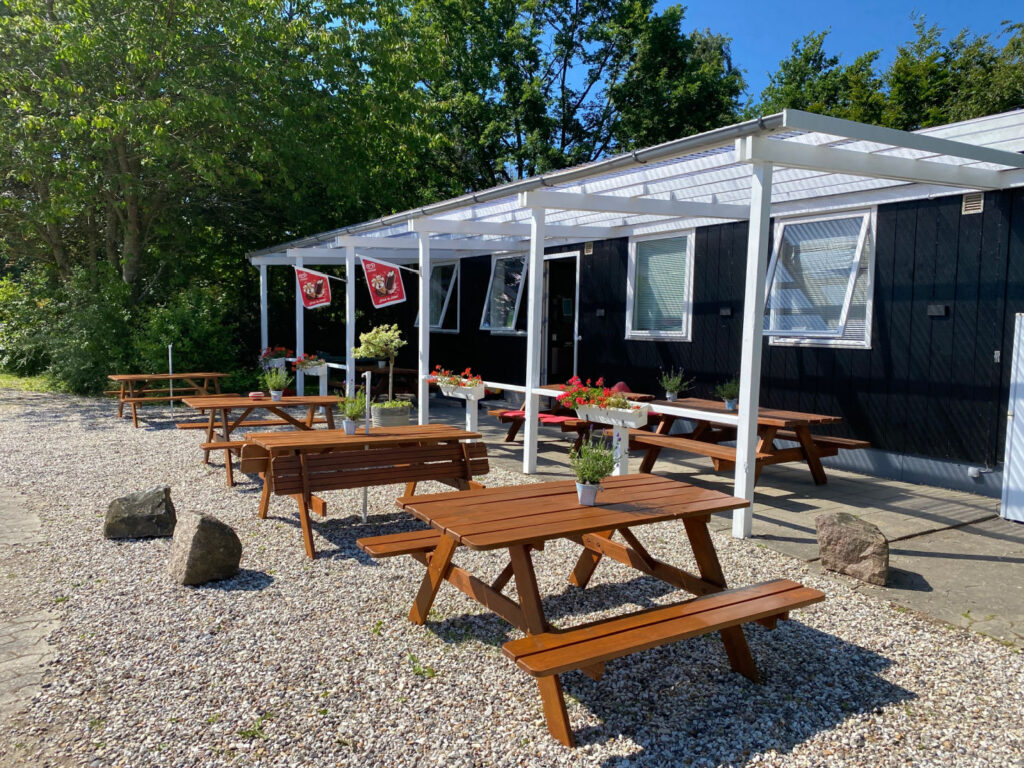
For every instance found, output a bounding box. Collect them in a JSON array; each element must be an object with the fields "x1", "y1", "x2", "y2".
[
  {"x1": 345, "y1": 246, "x2": 356, "y2": 399},
  {"x1": 294, "y1": 255, "x2": 305, "y2": 396},
  {"x1": 417, "y1": 233, "x2": 431, "y2": 425},
  {"x1": 733, "y1": 161, "x2": 774, "y2": 538},
  {"x1": 523, "y1": 207, "x2": 546, "y2": 474},
  {"x1": 259, "y1": 263, "x2": 269, "y2": 351}
]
